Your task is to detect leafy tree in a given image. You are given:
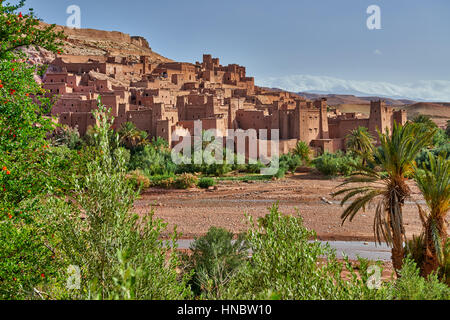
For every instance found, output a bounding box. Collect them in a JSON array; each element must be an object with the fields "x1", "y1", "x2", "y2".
[
  {"x1": 0, "y1": 0, "x2": 64, "y2": 298},
  {"x1": 49, "y1": 102, "x2": 190, "y2": 299},
  {"x1": 0, "y1": 0, "x2": 63, "y2": 60},
  {"x1": 414, "y1": 153, "x2": 449, "y2": 277},
  {"x1": 118, "y1": 121, "x2": 148, "y2": 151},
  {"x1": 293, "y1": 141, "x2": 311, "y2": 164},
  {"x1": 345, "y1": 126, "x2": 374, "y2": 165},
  {"x1": 333, "y1": 122, "x2": 436, "y2": 272}
]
